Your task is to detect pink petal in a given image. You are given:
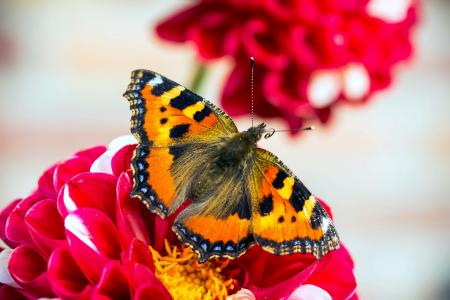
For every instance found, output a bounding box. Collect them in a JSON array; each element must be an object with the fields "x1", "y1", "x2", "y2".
[
  {"x1": 0, "y1": 199, "x2": 21, "y2": 248},
  {"x1": 58, "y1": 173, "x2": 117, "y2": 219},
  {"x1": 48, "y1": 247, "x2": 93, "y2": 300},
  {"x1": 53, "y1": 156, "x2": 92, "y2": 192},
  {"x1": 74, "y1": 146, "x2": 107, "y2": 162},
  {"x1": 8, "y1": 244, "x2": 54, "y2": 297},
  {"x1": 111, "y1": 144, "x2": 136, "y2": 176},
  {"x1": 24, "y1": 199, "x2": 66, "y2": 258},
  {"x1": 93, "y1": 262, "x2": 131, "y2": 299},
  {"x1": 5, "y1": 194, "x2": 43, "y2": 245},
  {"x1": 64, "y1": 208, "x2": 122, "y2": 283},
  {"x1": 116, "y1": 173, "x2": 151, "y2": 246}
]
